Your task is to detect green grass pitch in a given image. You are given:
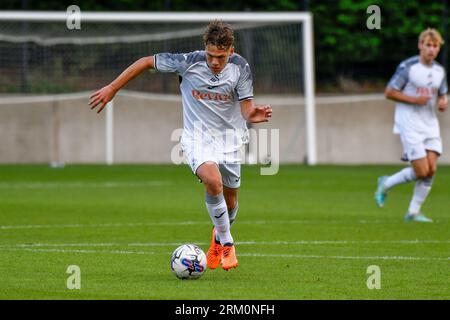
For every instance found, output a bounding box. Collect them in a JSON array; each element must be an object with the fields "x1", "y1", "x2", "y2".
[{"x1": 0, "y1": 164, "x2": 448, "y2": 299}]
